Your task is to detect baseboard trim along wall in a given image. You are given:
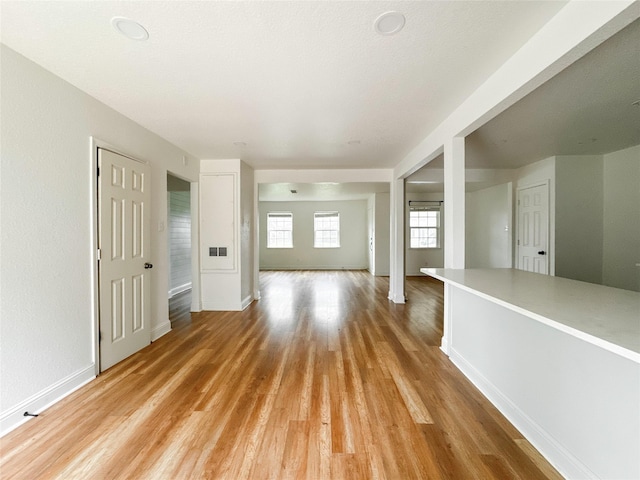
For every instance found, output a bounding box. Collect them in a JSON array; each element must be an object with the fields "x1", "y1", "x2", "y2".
[
  {"x1": 168, "y1": 282, "x2": 192, "y2": 299},
  {"x1": 151, "y1": 321, "x2": 172, "y2": 342},
  {"x1": 259, "y1": 265, "x2": 368, "y2": 271},
  {"x1": 241, "y1": 294, "x2": 254, "y2": 311},
  {"x1": 450, "y1": 350, "x2": 597, "y2": 480},
  {"x1": 0, "y1": 365, "x2": 95, "y2": 438},
  {"x1": 201, "y1": 300, "x2": 243, "y2": 311}
]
